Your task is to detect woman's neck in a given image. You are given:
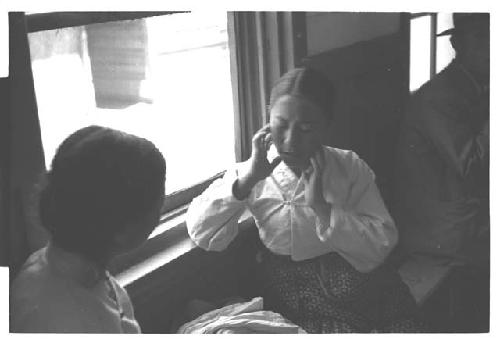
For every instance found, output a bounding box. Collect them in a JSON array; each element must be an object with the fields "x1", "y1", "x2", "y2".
[{"x1": 47, "y1": 242, "x2": 108, "y2": 287}]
